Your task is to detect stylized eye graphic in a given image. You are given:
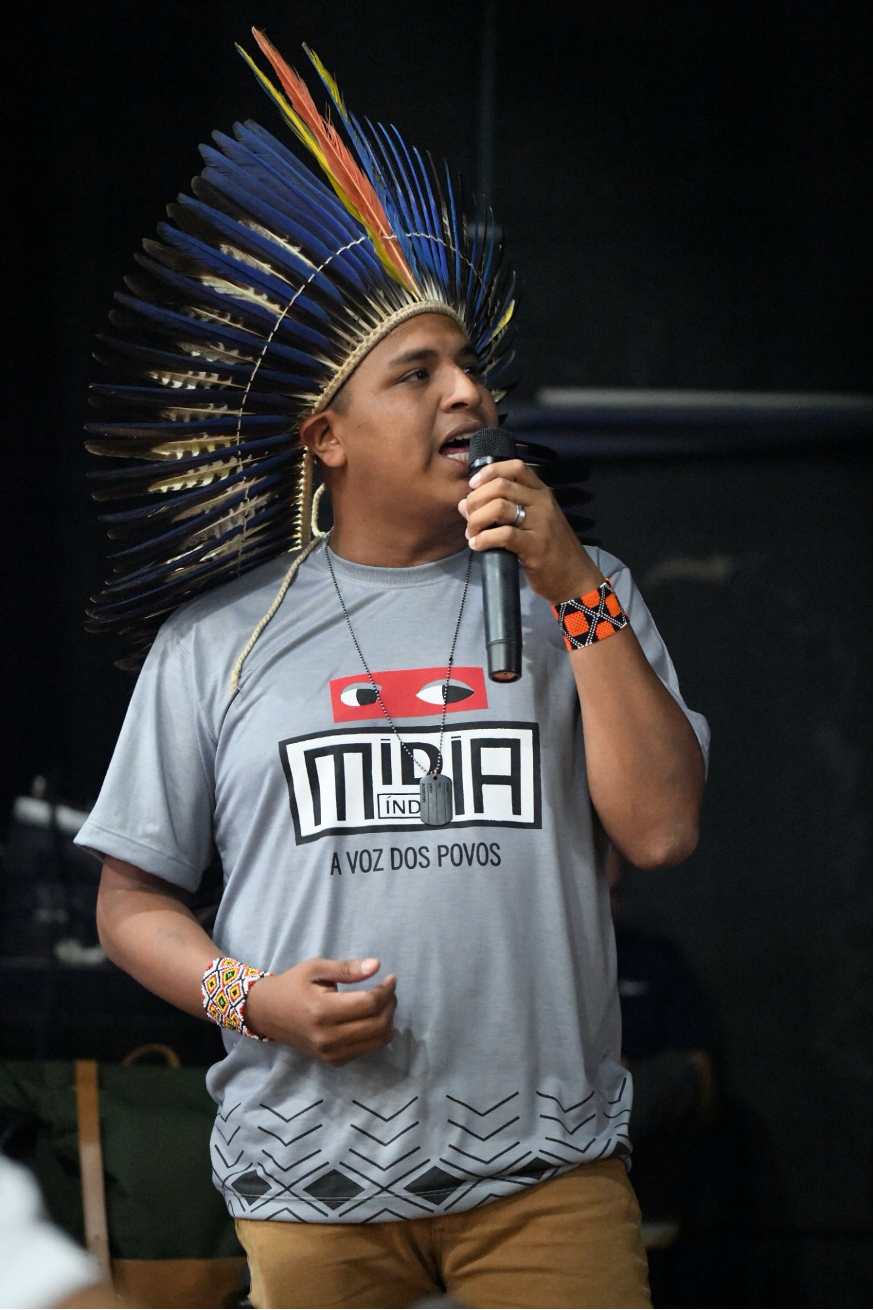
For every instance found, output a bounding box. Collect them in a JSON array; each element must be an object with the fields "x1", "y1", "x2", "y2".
[
  {"x1": 416, "y1": 678, "x2": 475, "y2": 706},
  {"x1": 339, "y1": 682, "x2": 381, "y2": 706}
]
